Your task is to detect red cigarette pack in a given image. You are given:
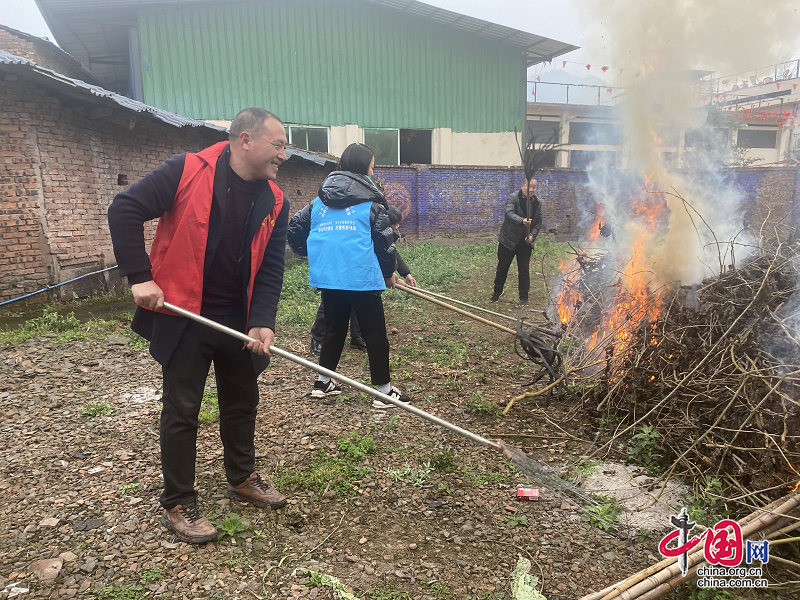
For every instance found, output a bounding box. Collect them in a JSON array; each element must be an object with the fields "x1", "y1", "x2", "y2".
[{"x1": 517, "y1": 486, "x2": 540, "y2": 501}]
